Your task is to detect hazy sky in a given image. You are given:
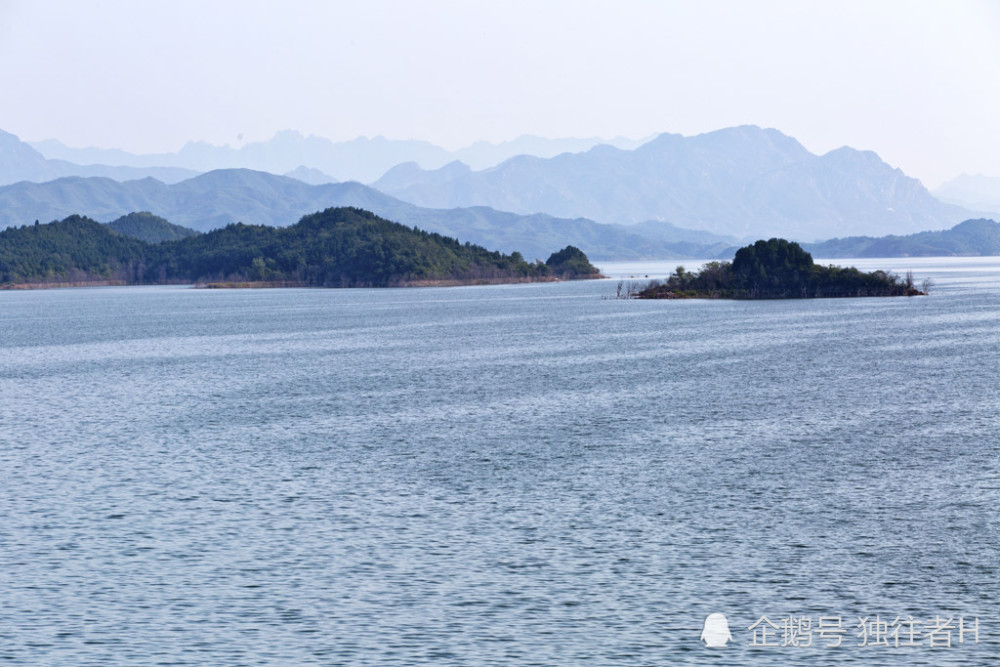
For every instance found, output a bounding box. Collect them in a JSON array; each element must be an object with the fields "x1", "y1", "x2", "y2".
[{"x1": 1, "y1": 0, "x2": 997, "y2": 187}]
